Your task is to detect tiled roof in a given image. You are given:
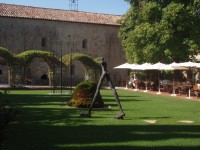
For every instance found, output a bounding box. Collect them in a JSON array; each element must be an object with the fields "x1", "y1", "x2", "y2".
[{"x1": 0, "y1": 3, "x2": 121, "y2": 26}]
